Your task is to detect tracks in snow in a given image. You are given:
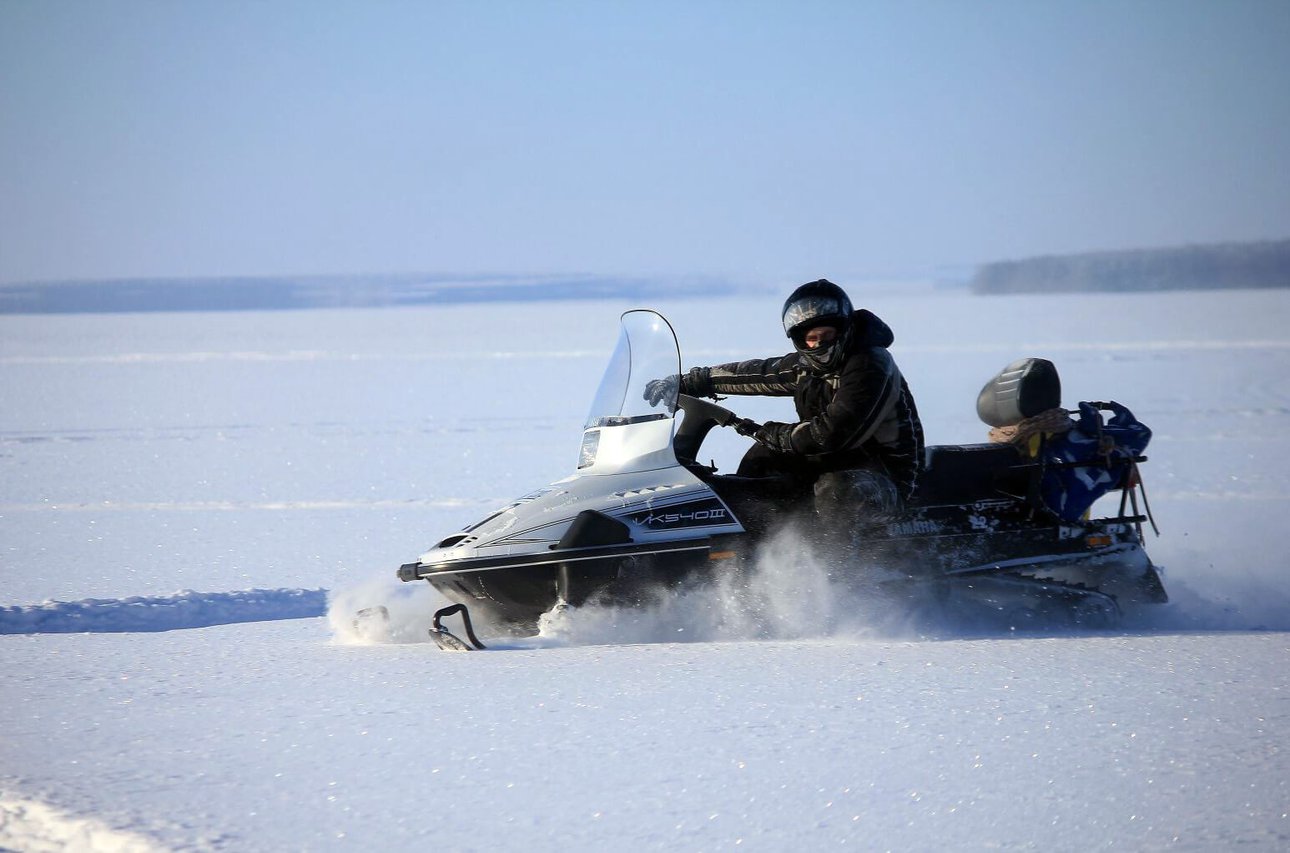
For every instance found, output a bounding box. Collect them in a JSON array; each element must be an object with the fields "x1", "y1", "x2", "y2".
[{"x1": 0, "y1": 588, "x2": 328, "y2": 635}]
